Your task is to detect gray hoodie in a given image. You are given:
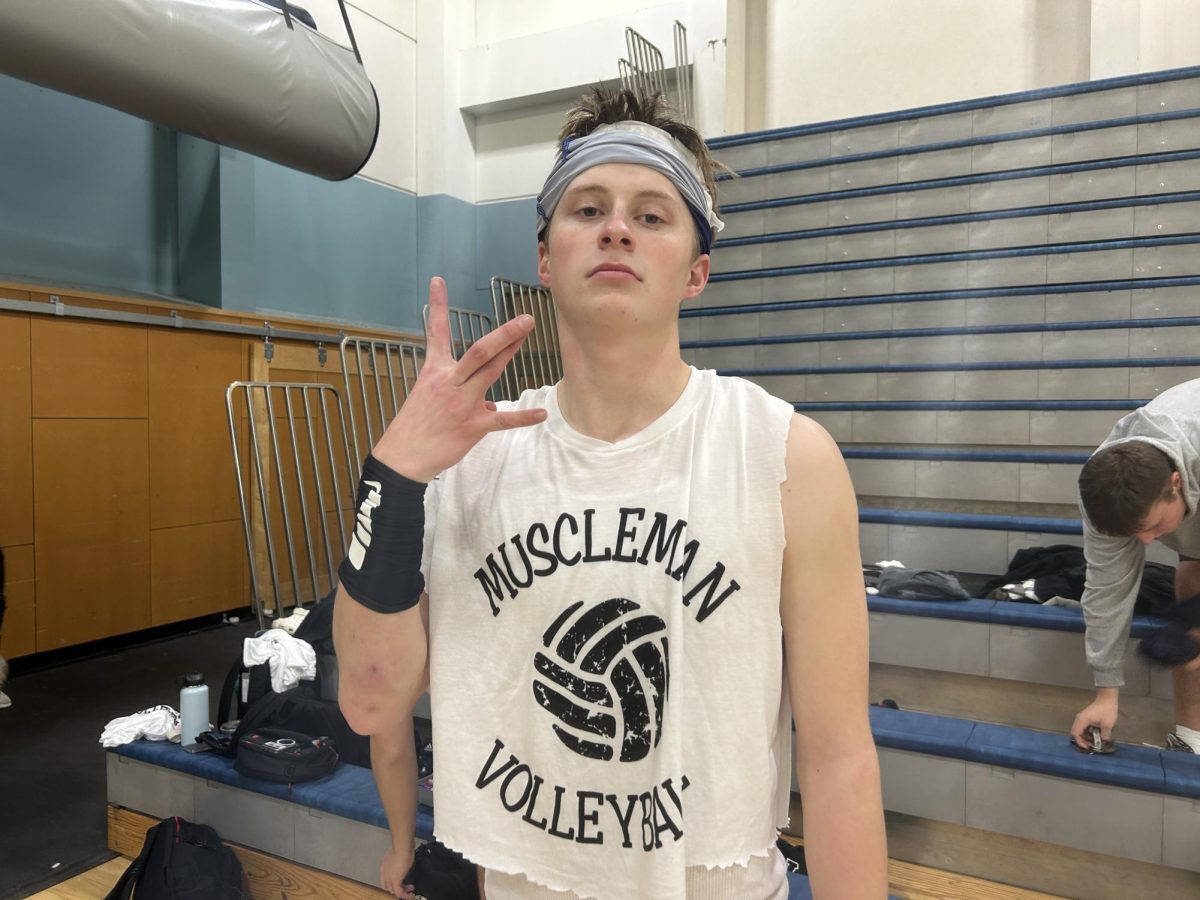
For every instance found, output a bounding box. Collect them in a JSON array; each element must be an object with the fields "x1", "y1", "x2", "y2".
[{"x1": 1082, "y1": 378, "x2": 1200, "y2": 687}]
